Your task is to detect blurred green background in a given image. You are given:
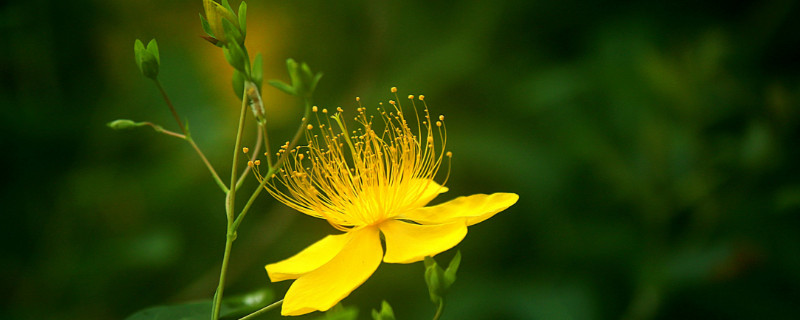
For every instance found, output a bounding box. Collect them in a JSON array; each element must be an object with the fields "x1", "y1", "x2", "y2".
[{"x1": 3, "y1": 0, "x2": 800, "y2": 319}]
